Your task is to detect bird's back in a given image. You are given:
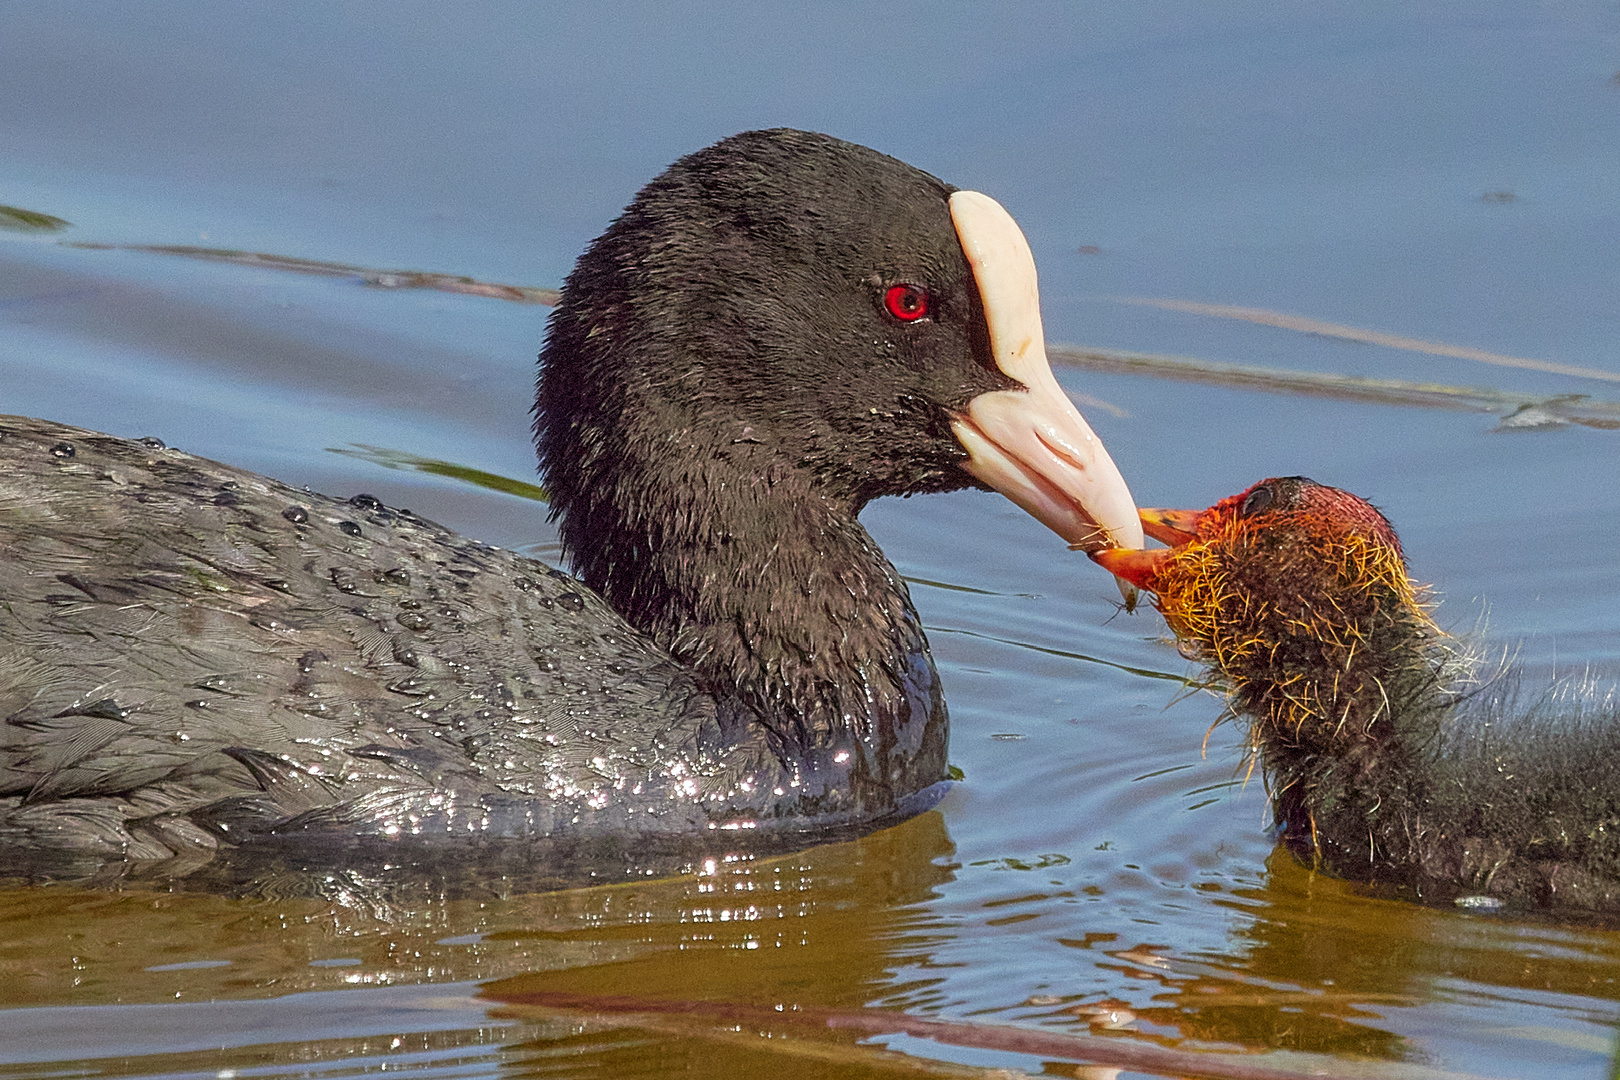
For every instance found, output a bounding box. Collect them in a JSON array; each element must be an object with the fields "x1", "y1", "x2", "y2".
[{"x1": 0, "y1": 416, "x2": 724, "y2": 875}]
